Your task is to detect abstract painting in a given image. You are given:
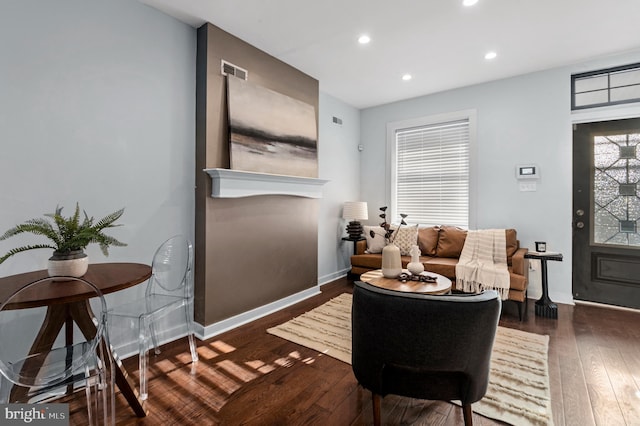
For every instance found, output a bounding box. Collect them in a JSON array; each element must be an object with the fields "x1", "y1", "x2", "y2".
[{"x1": 227, "y1": 76, "x2": 318, "y2": 178}]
